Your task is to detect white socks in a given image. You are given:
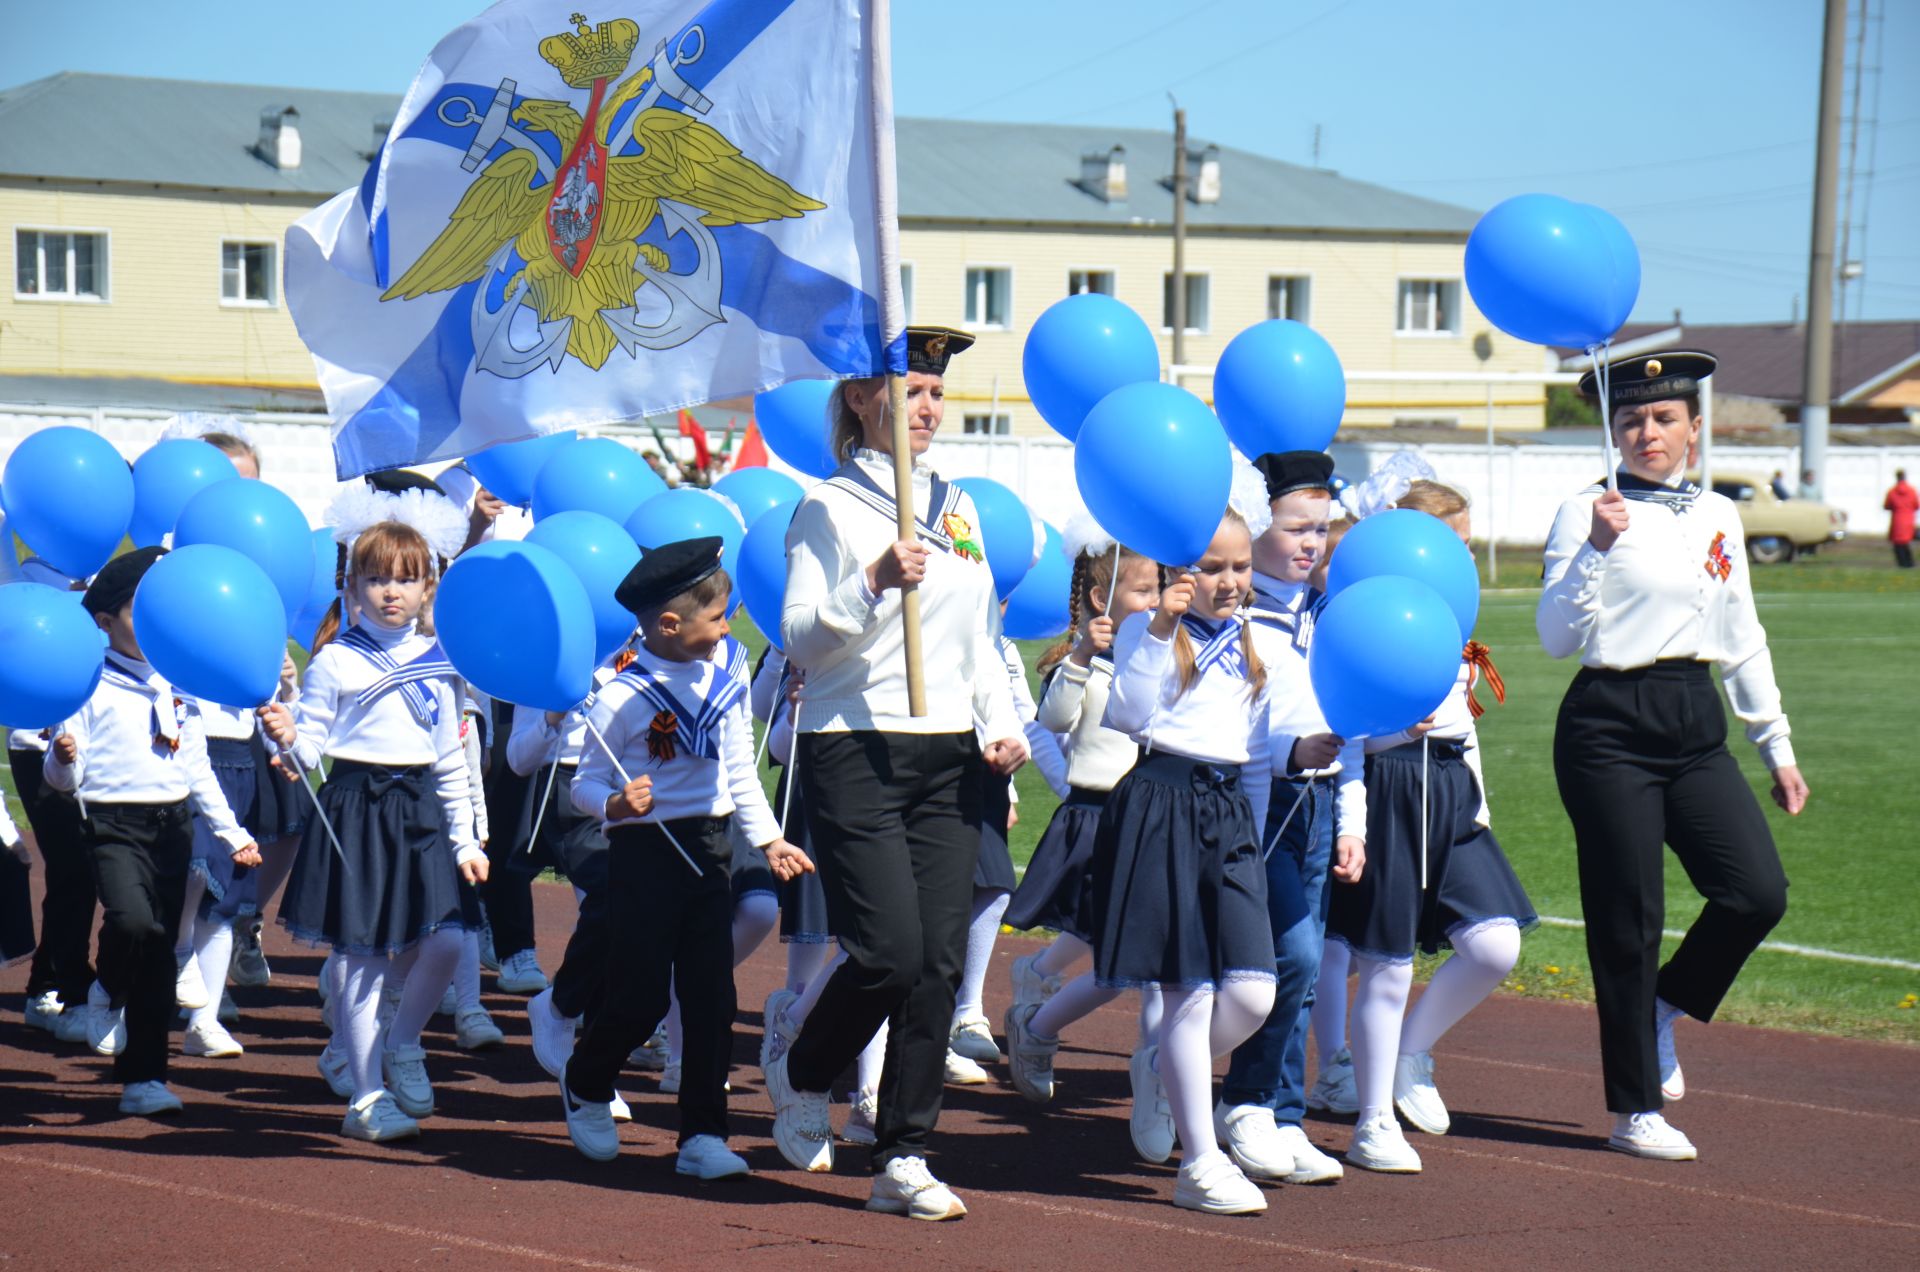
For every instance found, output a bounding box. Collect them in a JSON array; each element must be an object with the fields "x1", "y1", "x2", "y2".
[
  {"x1": 185, "y1": 921, "x2": 233, "y2": 1033},
  {"x1": 1401, "y1": 921, "x2": 1520, "y2": 1056},
  {"x1": 1350, "y1": 956, "x2": 1415, "y2": 1118},
  {"x1": 387, "y1": 928, "x2": 461, "y2": 1051},
  {"x1": 954, "y1": 888, "x2": 1010, "y2": 1022}
]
